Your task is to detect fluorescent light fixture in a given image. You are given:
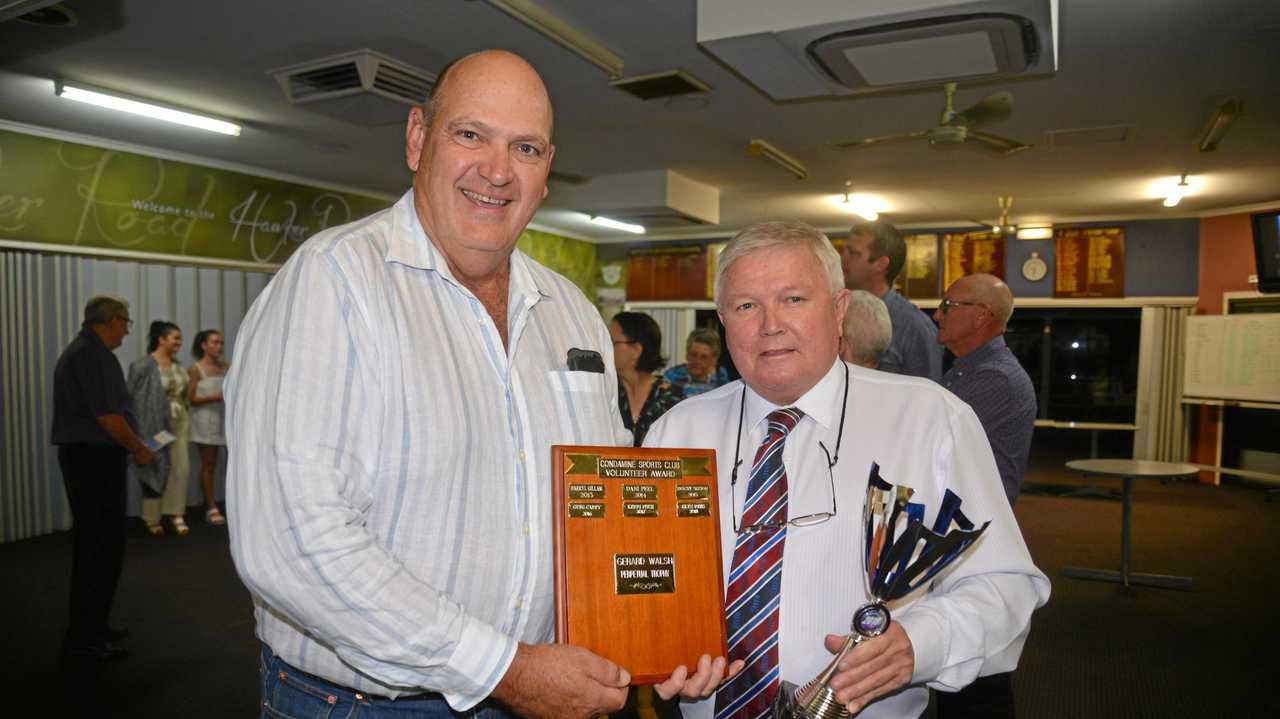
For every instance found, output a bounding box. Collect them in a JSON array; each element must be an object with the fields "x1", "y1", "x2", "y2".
[
  {"x1": 827, "y1": 190, "x2": 887, "y2": 221},
  {"x1": 590, "y1": 215, "x2": 645, "y2": 234},
  {"x1": 1198, "y1": 97, "x2": 1241, "y2": 152},
  {"x1": 747, "y1": 138, "x2": 808, "y2": 180},
  {"x1": 1016, "y1": 225, "x2": 1053, "y2": 240},
  {"x1": 55, "y1": 81, "x2": 241, "y2": 136},
  {"x1": 484, "y1": 0, "x2": 624, "y2": 78}
]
